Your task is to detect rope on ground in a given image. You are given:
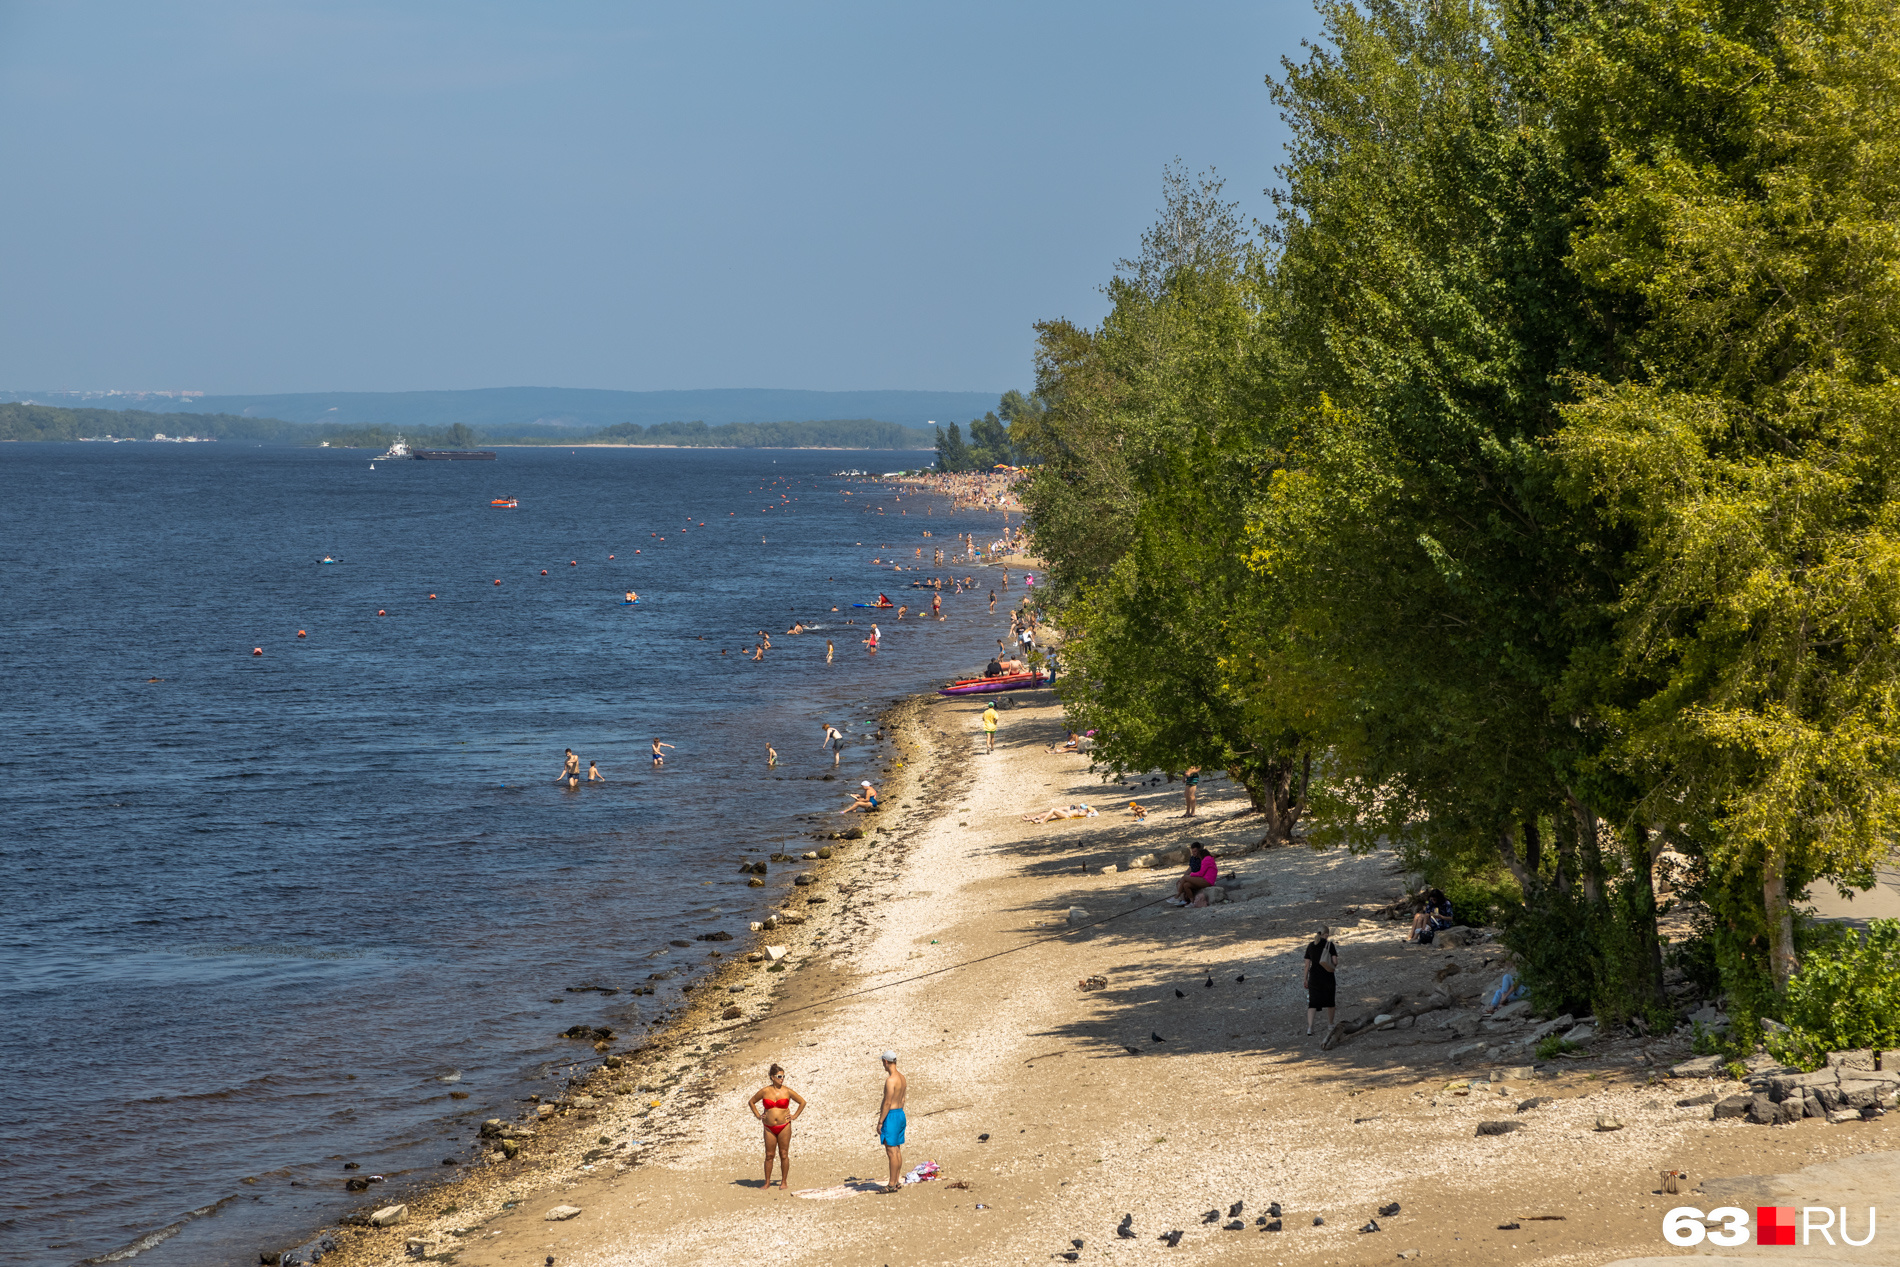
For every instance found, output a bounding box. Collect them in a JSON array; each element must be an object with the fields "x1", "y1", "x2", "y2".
[{"x1": 684, "y1": 892, "x2": 1177, "y2": 1040}]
